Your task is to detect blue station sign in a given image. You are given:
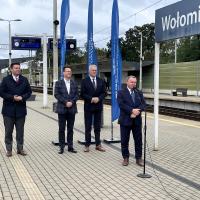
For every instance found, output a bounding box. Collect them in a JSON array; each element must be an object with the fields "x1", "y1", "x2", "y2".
[
  {"x1": 12, "y1": 37, "x2": 41, "y2": 50},
  {"x1": 48, "y1": 38, "x2": 76, "y2": 50},
  {"x1": 155, "y1": 0, "x2": 200, "y2": 42}
]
